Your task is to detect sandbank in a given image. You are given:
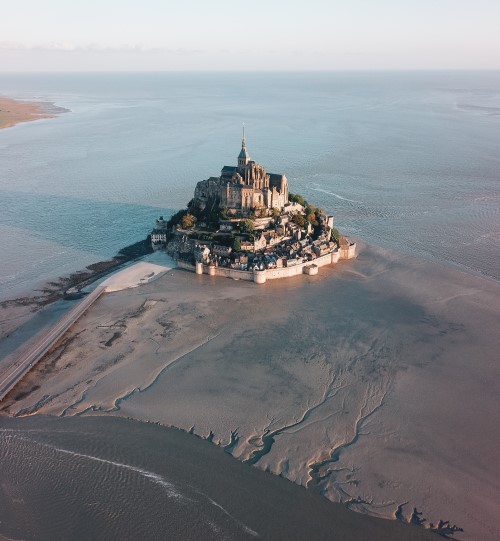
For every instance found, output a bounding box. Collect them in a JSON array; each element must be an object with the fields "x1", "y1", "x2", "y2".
[
  {"x1": 2, "y1": 244, "x2": 500, "y2": 540},
  {"x1": 101, "y1": 261, "x2": 172, "y2": 292},
  {"x1": 0, "y1": 96, "x2": 68, "y2": 130}
]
